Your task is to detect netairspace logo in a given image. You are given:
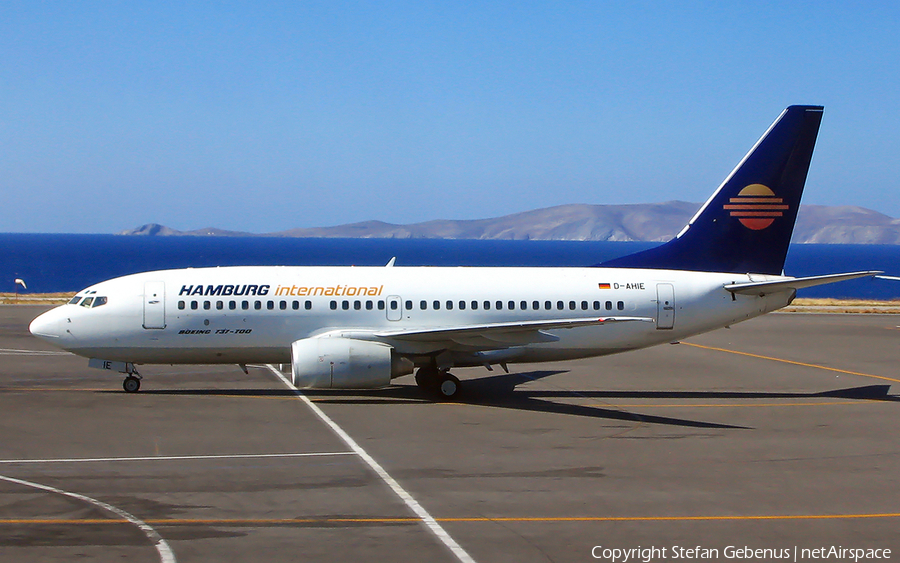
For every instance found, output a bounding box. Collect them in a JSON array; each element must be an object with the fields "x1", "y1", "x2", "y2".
[{"x1": 590, "y1": 545, "x2": 892, "y2": 562}]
